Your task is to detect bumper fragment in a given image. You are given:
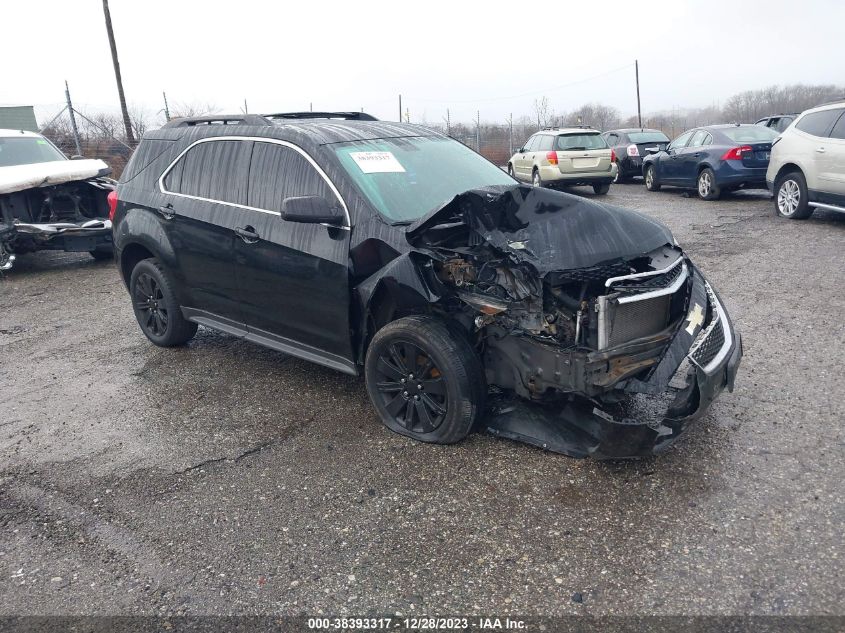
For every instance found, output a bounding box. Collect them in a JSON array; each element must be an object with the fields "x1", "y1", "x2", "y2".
[{"x1": 483, "y1": 267, "x2": 742, "y2": 459}]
